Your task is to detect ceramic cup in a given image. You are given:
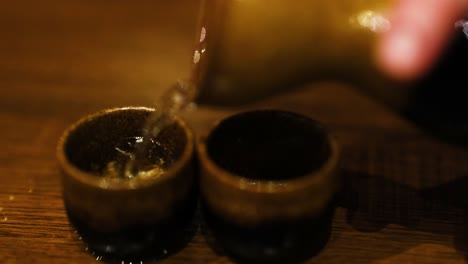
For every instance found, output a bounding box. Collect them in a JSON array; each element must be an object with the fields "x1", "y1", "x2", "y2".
[
  {"x1": 197, "y1": 109, "x2": 340, "y2": 263},
  {"x1": 57, "y1": 107, "x2": 197, "y2": 258}
]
